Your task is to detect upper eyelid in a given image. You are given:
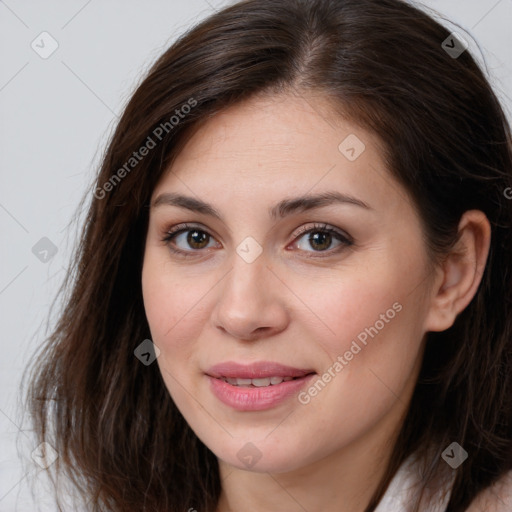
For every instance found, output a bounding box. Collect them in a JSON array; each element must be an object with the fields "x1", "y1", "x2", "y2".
[
  {"x1": 163, "y1": 222, "x2": 219, "y2": 240},
  {"x1": 293, "y1": 223, "x2": 352, "y2": 241}
]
